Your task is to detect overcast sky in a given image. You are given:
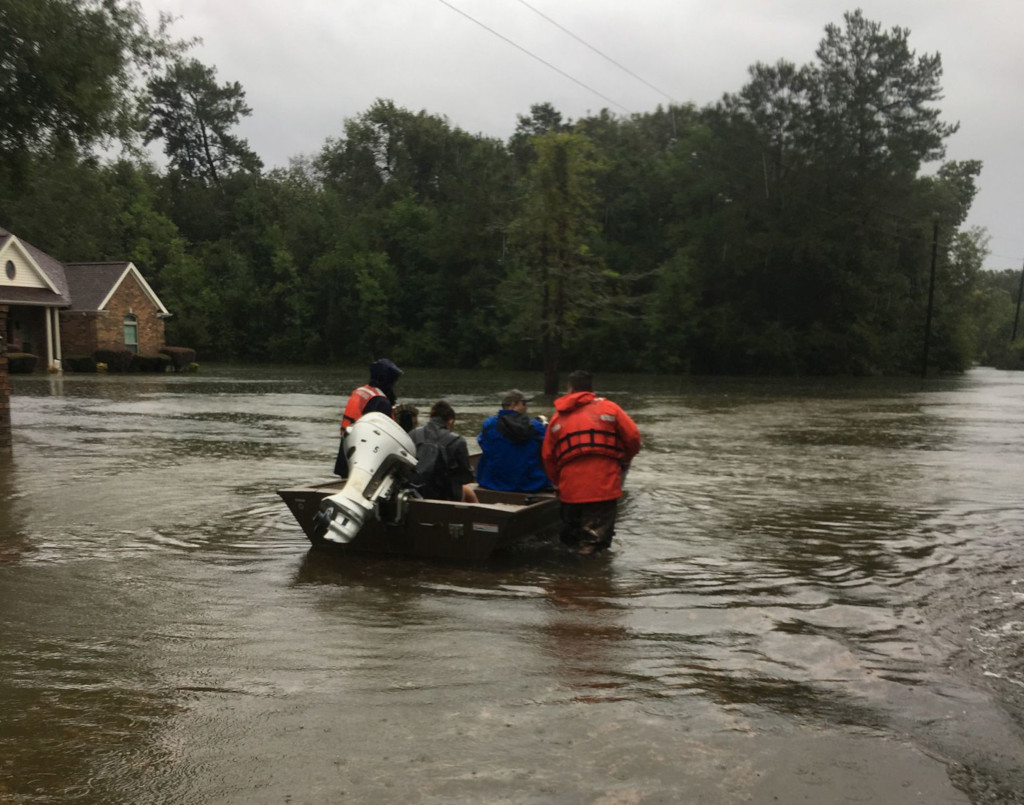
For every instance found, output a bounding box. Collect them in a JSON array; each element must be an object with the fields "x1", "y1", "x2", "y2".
[{"x1": 135, "y1": 0, "x2": 1024, "y2": 272}]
